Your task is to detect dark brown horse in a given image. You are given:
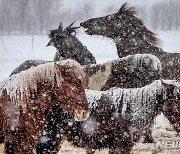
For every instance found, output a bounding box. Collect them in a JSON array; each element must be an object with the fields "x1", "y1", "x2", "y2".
[
  {"x1": 36, "y1": 80, "x2": 180, "y2": 154},
  {"x1": 47, "y1": 22, "x2": 96, "y2": 65},
  {"x1": 80, "y1": 3, "x2": 180, "y2": 80},
  {"x1": 0, "y1": 60, "x2": 90, "y2": 154}
]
